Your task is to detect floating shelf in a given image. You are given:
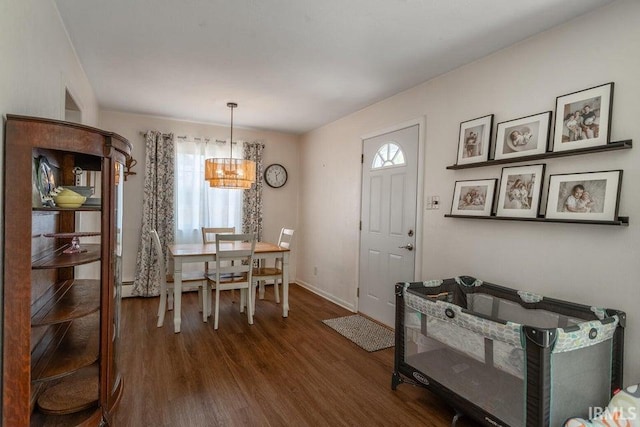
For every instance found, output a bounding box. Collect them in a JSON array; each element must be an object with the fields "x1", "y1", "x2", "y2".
[
  {"x1": 444, "y1": 214, "x2": 629, "y2": 226},
  {"x1": 446, "y1": 140, "x2": 632, "y2": 170}
]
